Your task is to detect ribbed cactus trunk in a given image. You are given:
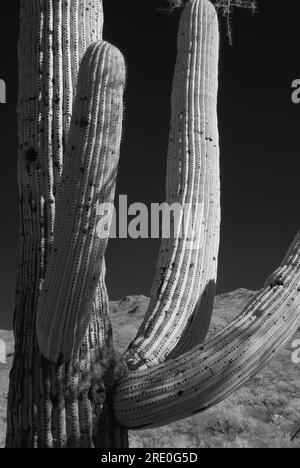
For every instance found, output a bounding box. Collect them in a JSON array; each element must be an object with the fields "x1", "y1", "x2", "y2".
[{"x1": 6, "y1": 0, "x2": 128, "y2": 448}]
